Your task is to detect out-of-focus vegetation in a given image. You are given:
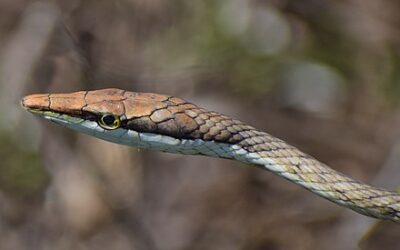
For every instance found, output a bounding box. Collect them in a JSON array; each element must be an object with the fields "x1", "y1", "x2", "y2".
[
  {"x1": 1, "y1": 1, "x2": 400, "y2": 249},
  {"x1": 0, "y1": 133, "x2": 48, "y2": 197}
]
